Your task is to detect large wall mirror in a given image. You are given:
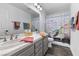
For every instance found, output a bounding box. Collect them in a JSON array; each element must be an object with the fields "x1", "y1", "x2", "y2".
[{"x1": 31, "y1": 13, "x2": 39, "y2": 32}]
